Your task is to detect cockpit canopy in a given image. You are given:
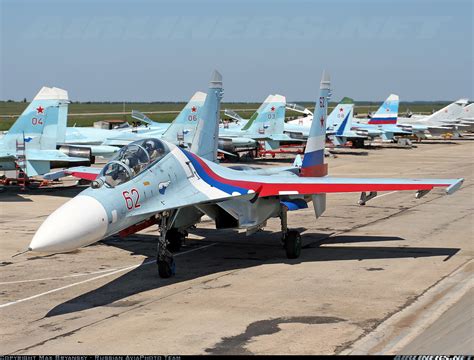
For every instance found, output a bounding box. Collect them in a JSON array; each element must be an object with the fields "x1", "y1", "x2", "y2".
[{"x1": 100, "y1": 138, "x2": 169, "y2": 187}]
